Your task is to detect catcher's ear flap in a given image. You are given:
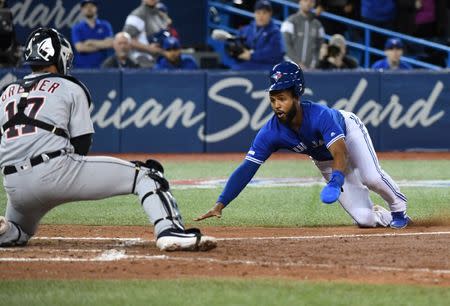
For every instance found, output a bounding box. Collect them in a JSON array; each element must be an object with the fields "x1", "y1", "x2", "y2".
[{"x1": 145, "y1": 159, "x2": 164, "y2": 174}]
